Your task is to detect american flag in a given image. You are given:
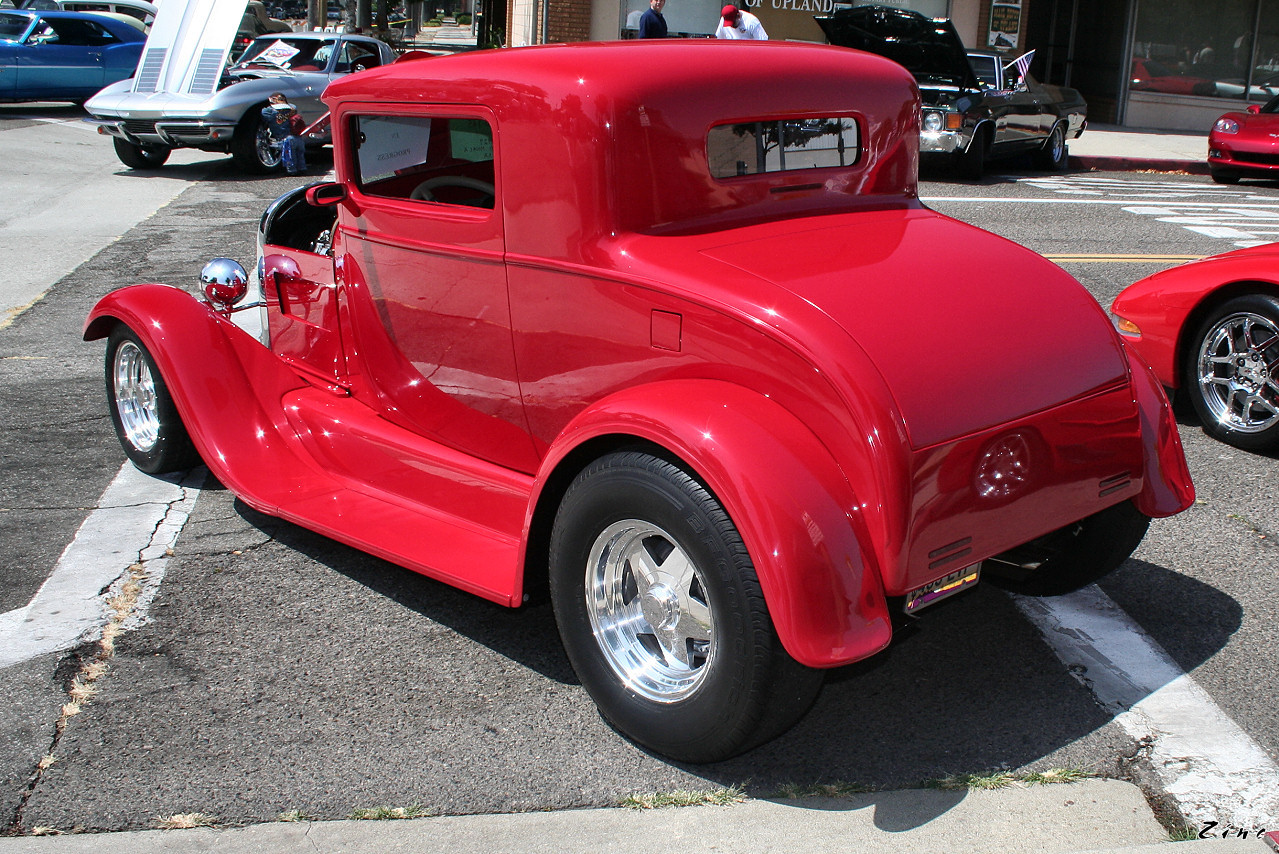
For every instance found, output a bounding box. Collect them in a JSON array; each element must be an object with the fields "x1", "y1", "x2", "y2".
[{"x1": 1009, "y1": 49, "x2": 1035, "y2": 81}]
